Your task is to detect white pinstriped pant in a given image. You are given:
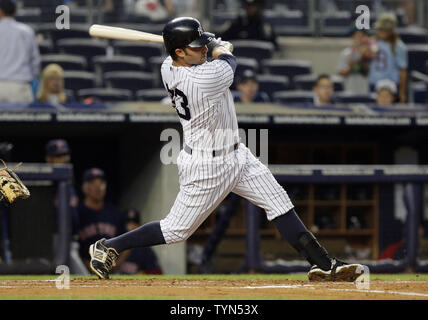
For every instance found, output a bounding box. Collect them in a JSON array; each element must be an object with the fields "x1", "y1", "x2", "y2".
[{"x1": 159, "y1": 143, "x2": 294, "y2": 244}]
